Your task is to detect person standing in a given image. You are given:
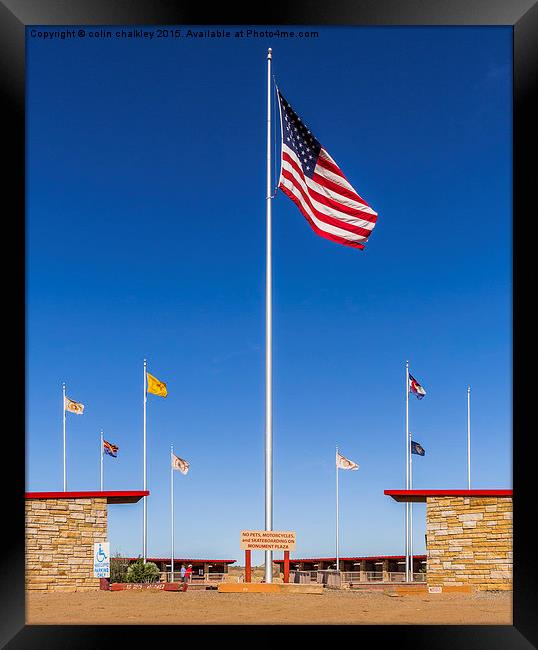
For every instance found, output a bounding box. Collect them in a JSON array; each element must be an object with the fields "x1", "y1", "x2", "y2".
[
  {"x1": 179, "y1": 564, "x2": 186, "y2": 583},
  {"x1": 185, "y1": 564, "x2": 193, "y2": 583}
]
